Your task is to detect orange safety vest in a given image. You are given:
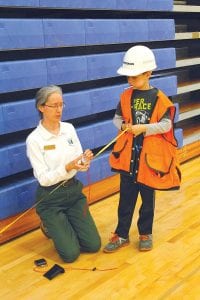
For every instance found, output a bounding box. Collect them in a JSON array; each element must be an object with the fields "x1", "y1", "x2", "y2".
[{"x1": 109, "y1": 87, "x2": 181, "y2": 190}]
